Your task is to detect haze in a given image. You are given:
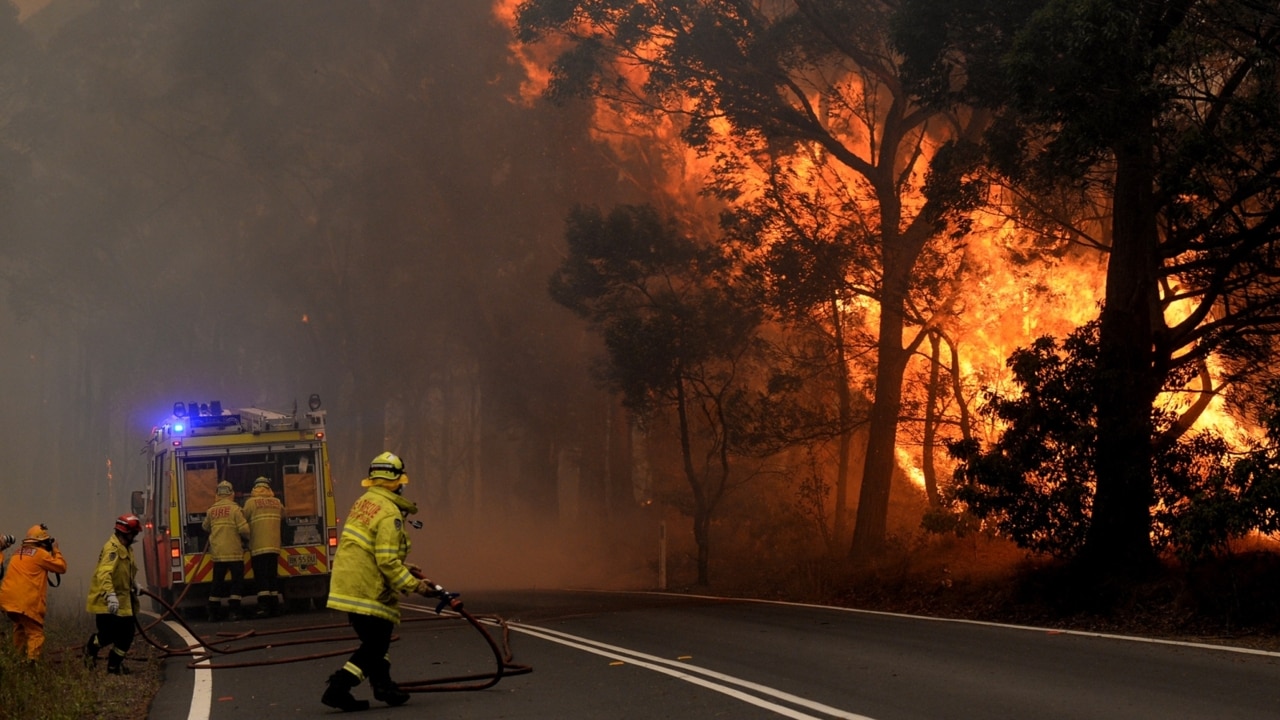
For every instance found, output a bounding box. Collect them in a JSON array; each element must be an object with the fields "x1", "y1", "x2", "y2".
[{"x1": 0, "y1": 1, "x2": 651, "y2": 608}]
